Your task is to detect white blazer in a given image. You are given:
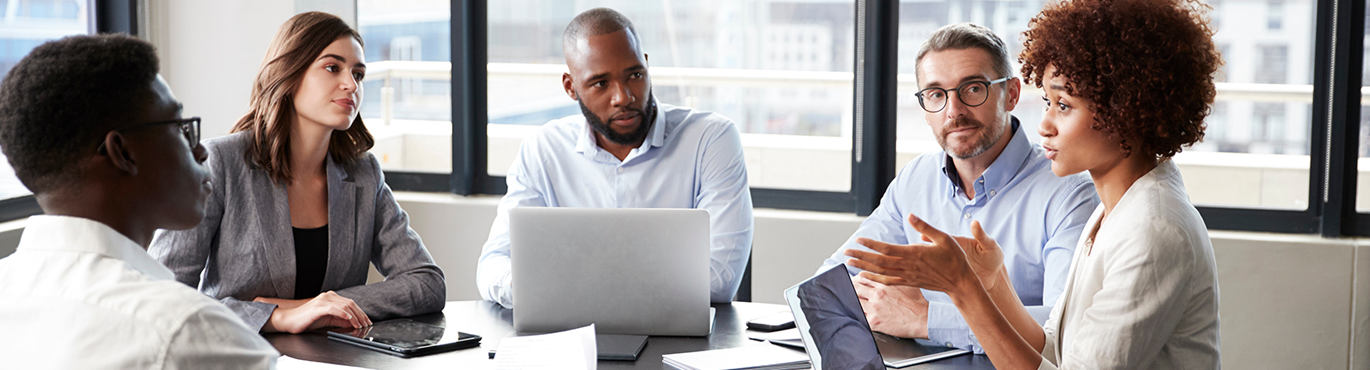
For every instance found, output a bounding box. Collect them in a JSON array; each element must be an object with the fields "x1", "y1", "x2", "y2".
[{"x1": 1038, "y1": 160, "x2": 1220, "y2": 369}]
